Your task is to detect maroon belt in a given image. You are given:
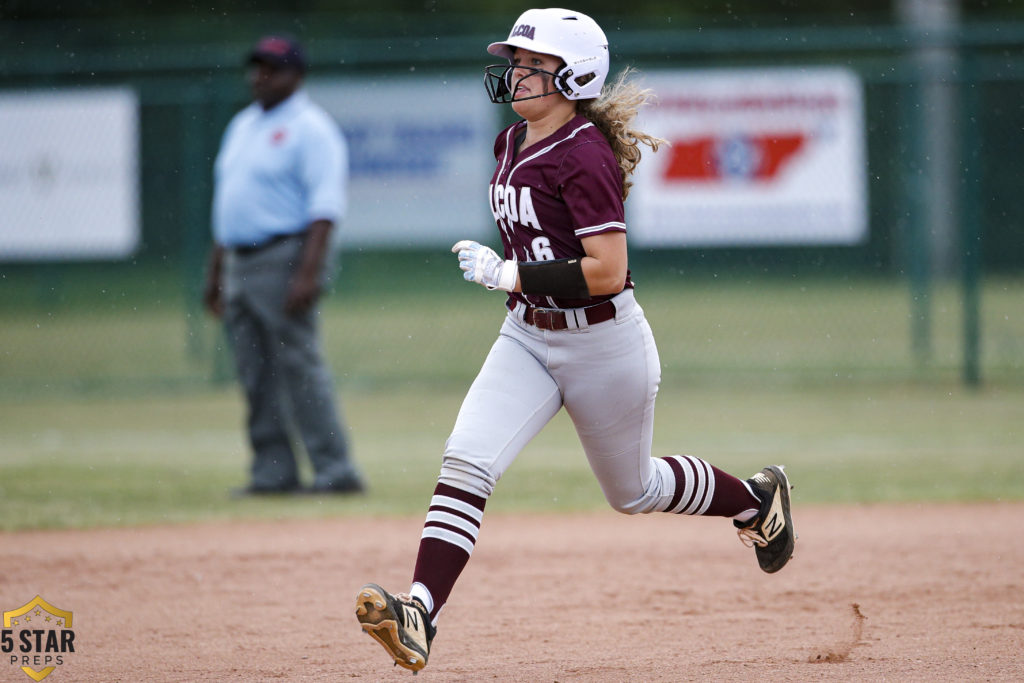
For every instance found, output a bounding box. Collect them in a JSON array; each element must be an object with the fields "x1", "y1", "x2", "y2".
[{"x1": 510, "y1": 299, "x2": 617, "y2": 331}]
